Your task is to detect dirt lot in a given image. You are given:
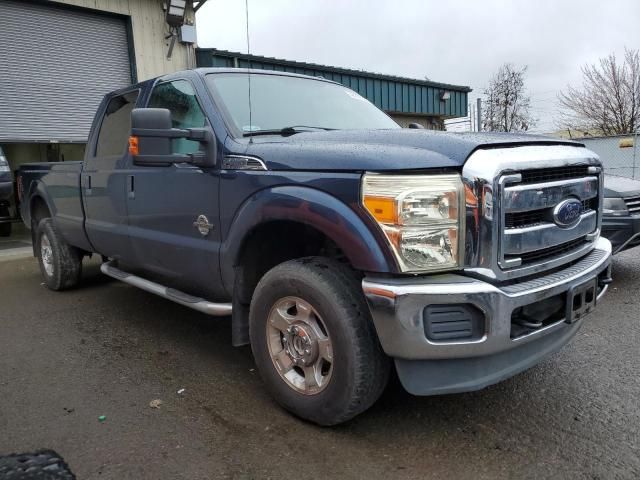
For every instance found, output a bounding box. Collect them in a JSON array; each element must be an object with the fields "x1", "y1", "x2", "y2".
[{"x1": 1, "y1": 251, "x2": 639, "y2": 479}]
